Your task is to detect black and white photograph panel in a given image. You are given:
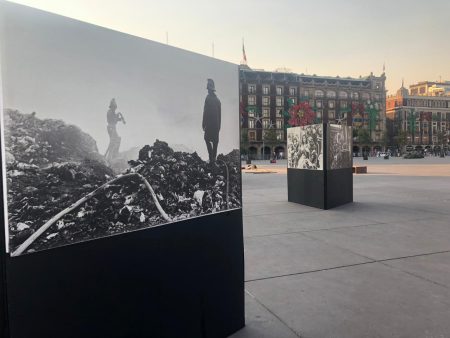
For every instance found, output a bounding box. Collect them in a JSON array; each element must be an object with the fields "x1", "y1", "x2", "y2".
[
  {"x1": 287, "y1": 124, "x2": 323, "y2": 170},
  {"x1": 327, "y1": 124, "x2": 352, "y2": 170},
  {"x1": 0, "y1": 2, "x2": 241, "y2": 256}
]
